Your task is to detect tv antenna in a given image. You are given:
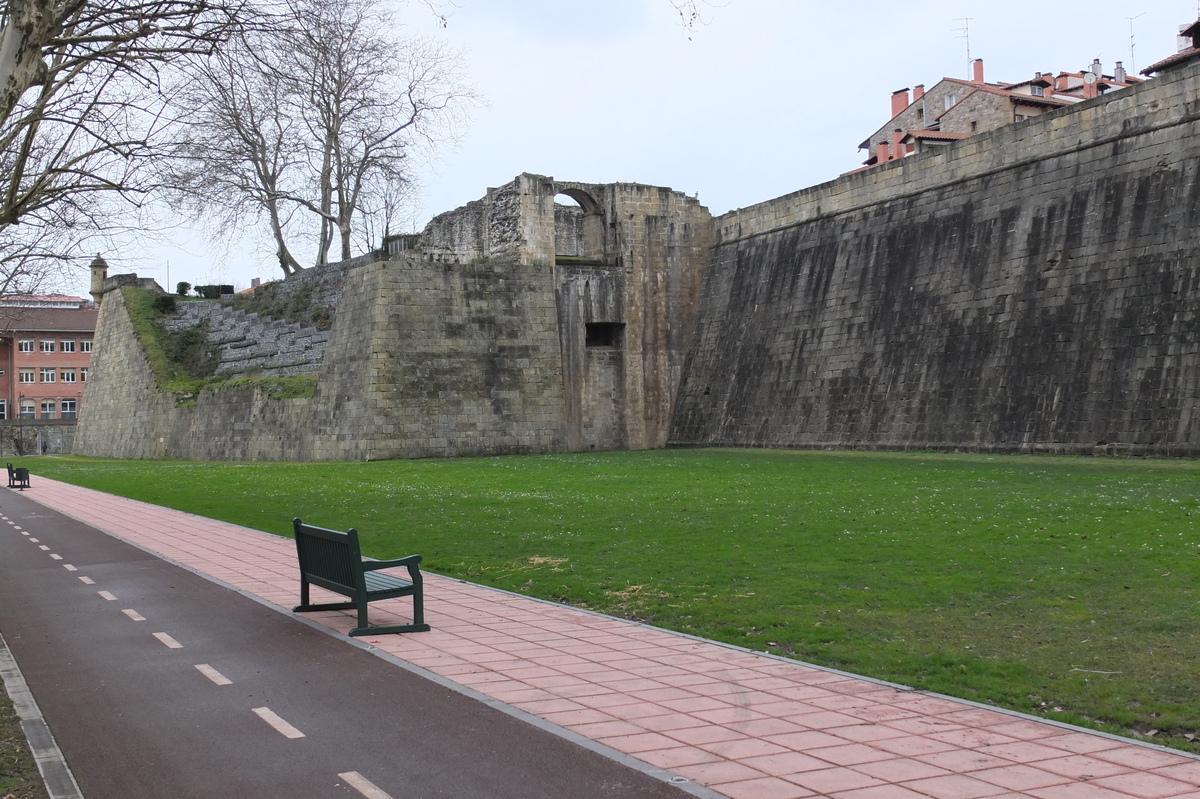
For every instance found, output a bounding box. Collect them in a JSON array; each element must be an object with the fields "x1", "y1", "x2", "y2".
[
  {"x1": 1128, "y1": 12, "x2": 1145, "y2": 73},
  {"x1": 954, "y1": 18, "x2": 974, "y2": 79}
]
